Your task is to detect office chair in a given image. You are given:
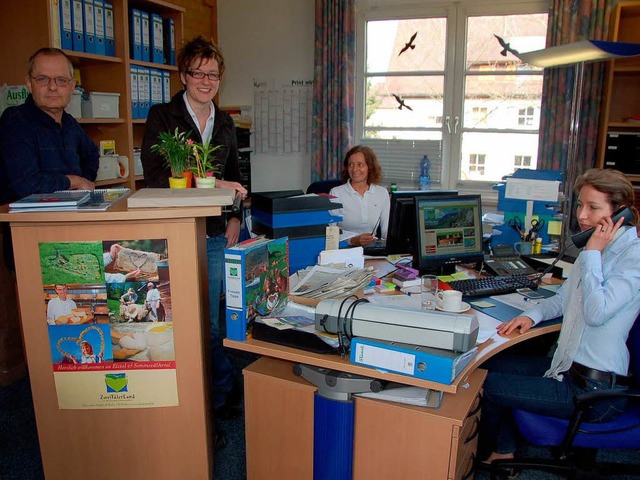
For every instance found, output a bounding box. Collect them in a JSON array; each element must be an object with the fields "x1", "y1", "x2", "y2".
[
  {"x1": 306, "y1": 179, "x2": 342, "y2": 194},
  {"x1": 490, "y1": 312, "x2": 640, "y2": 479}
]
